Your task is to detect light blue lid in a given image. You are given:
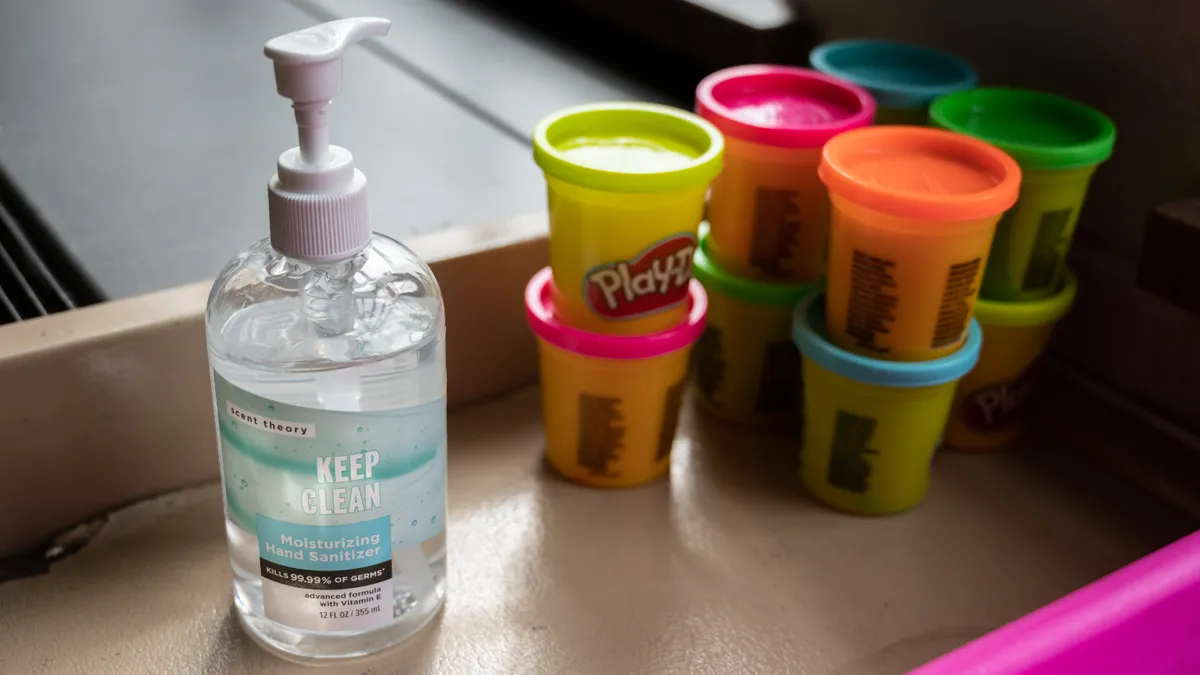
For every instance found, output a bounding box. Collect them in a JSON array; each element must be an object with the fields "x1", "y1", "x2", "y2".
[
  {"x1": 792, "y1": 291, "x2": 982, "y2": 388},
  {"x1": 809, "y1": 40, "x2": 977, "y2": 110}
]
